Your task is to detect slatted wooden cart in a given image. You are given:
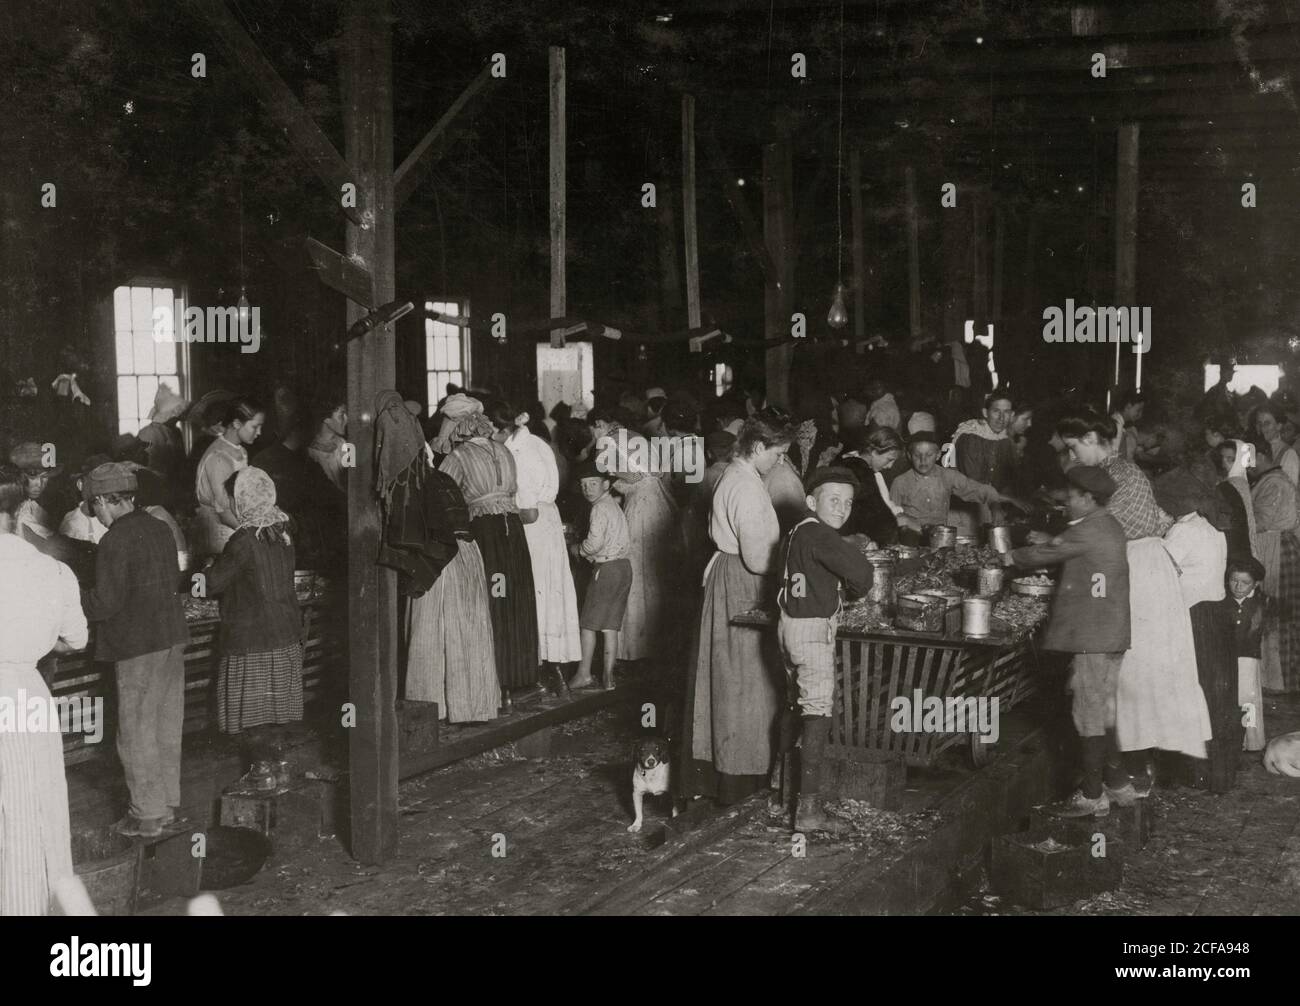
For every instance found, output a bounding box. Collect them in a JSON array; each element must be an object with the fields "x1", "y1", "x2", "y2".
[
  {"x1": 48, "y1": 588, "x2": 346, "y2": 765},
  {"x1": 733, "y1": 611, "x2": 1041, "y2": 802}
]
